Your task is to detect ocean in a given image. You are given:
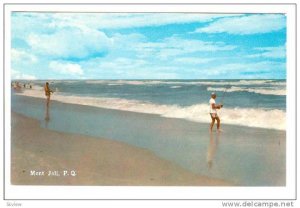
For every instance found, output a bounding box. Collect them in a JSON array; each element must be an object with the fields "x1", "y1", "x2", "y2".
[{"x1": 15, "y1": 79, "x2": 286, "y2": 130}]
